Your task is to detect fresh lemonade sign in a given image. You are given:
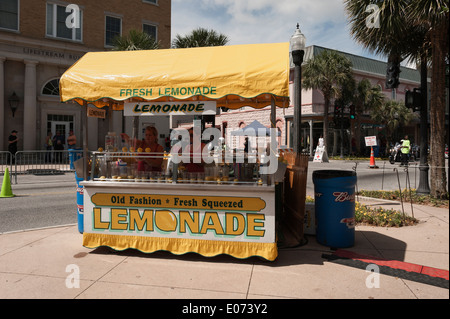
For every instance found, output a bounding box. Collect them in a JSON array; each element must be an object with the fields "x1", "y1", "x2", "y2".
[{"x1": 119, "y1": 86, "x2": 218, "y2": 99}]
